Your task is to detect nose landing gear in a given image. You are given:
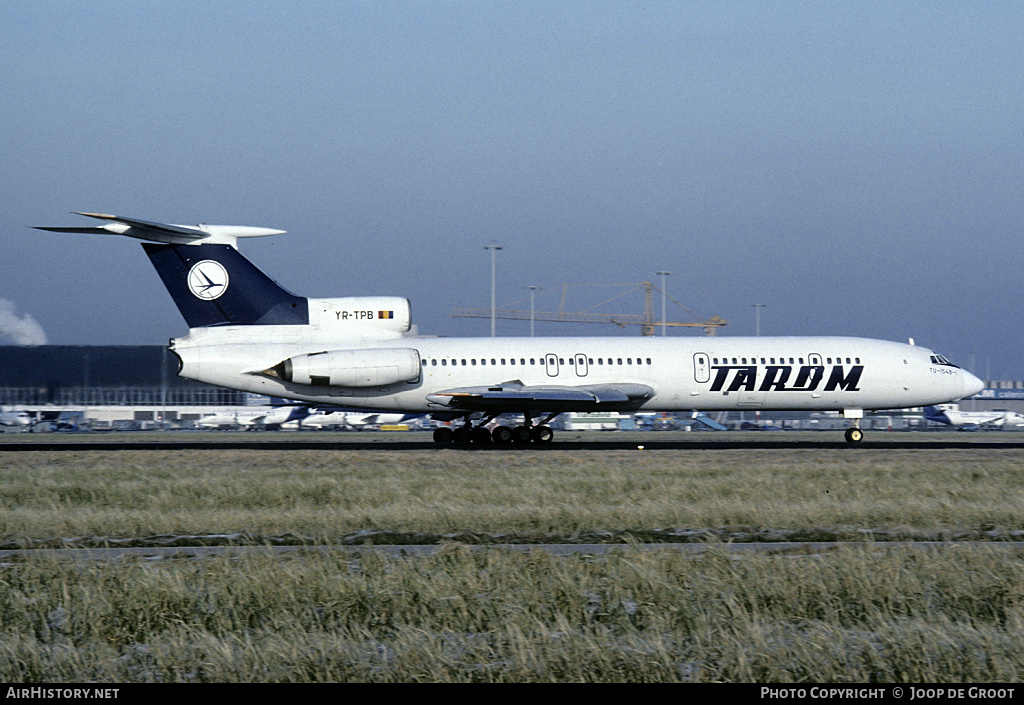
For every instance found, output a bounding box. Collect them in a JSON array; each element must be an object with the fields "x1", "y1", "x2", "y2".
[{"x1": 842, "y1": 409, "x2": 864, "y2": 444}]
